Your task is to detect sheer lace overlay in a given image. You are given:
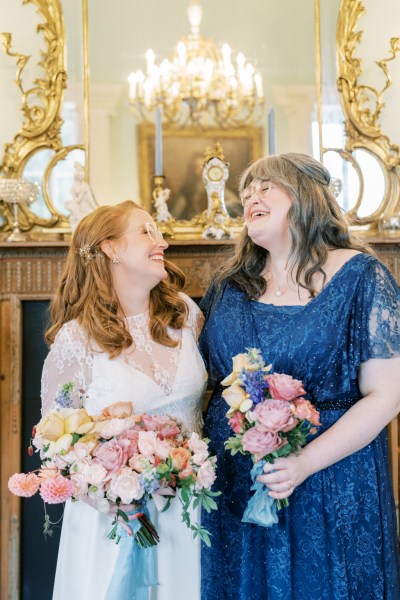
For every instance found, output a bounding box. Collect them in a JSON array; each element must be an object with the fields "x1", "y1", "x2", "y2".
[{"x1": 41, "y1": 293, "x2": 207, "y2": 433}]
